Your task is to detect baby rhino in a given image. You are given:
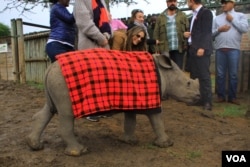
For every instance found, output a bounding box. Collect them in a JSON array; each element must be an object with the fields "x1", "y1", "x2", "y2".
[{"x1": 27, "y1": 49, "x2": 200, "y2": 156}]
